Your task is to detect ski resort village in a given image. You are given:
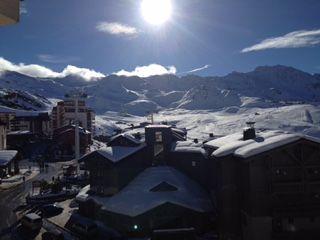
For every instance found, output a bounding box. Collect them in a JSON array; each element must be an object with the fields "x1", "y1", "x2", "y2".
[
  {"x1": 0, "y1": 85, "x2": 319, "y2": 240},
  {"x1": 1, "y1": 0, "x2": 320, "y2": 240}
]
